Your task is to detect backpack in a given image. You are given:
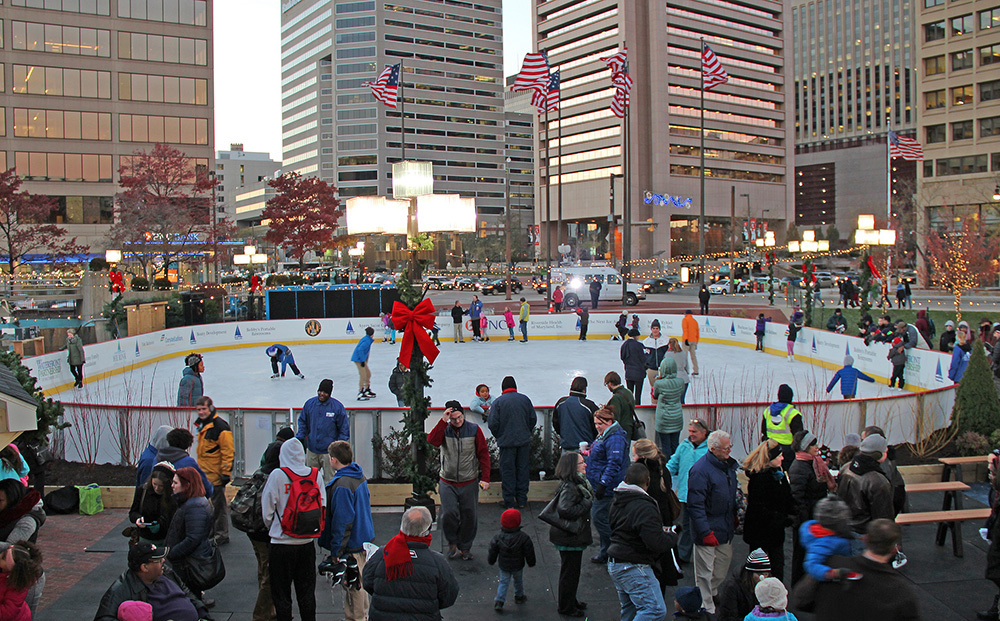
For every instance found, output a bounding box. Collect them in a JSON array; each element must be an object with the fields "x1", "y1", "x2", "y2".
[
  {"x1": 278, "y1": 466, "x2": 325, "y2": 538},
  {"x1": 230, "y1": 469, "x2": 269, "y2": 534}
]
